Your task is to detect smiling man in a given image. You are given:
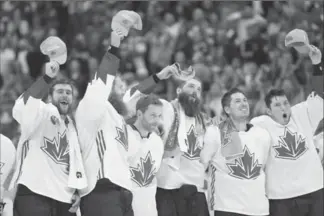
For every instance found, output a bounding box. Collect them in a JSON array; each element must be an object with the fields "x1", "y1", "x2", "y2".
[
  {"x1": 201, "y1": 88, "x2": 271, "y2": 216},
  {"x1": 10, "y1": 59, "x2": 86, "y2": 216}
]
